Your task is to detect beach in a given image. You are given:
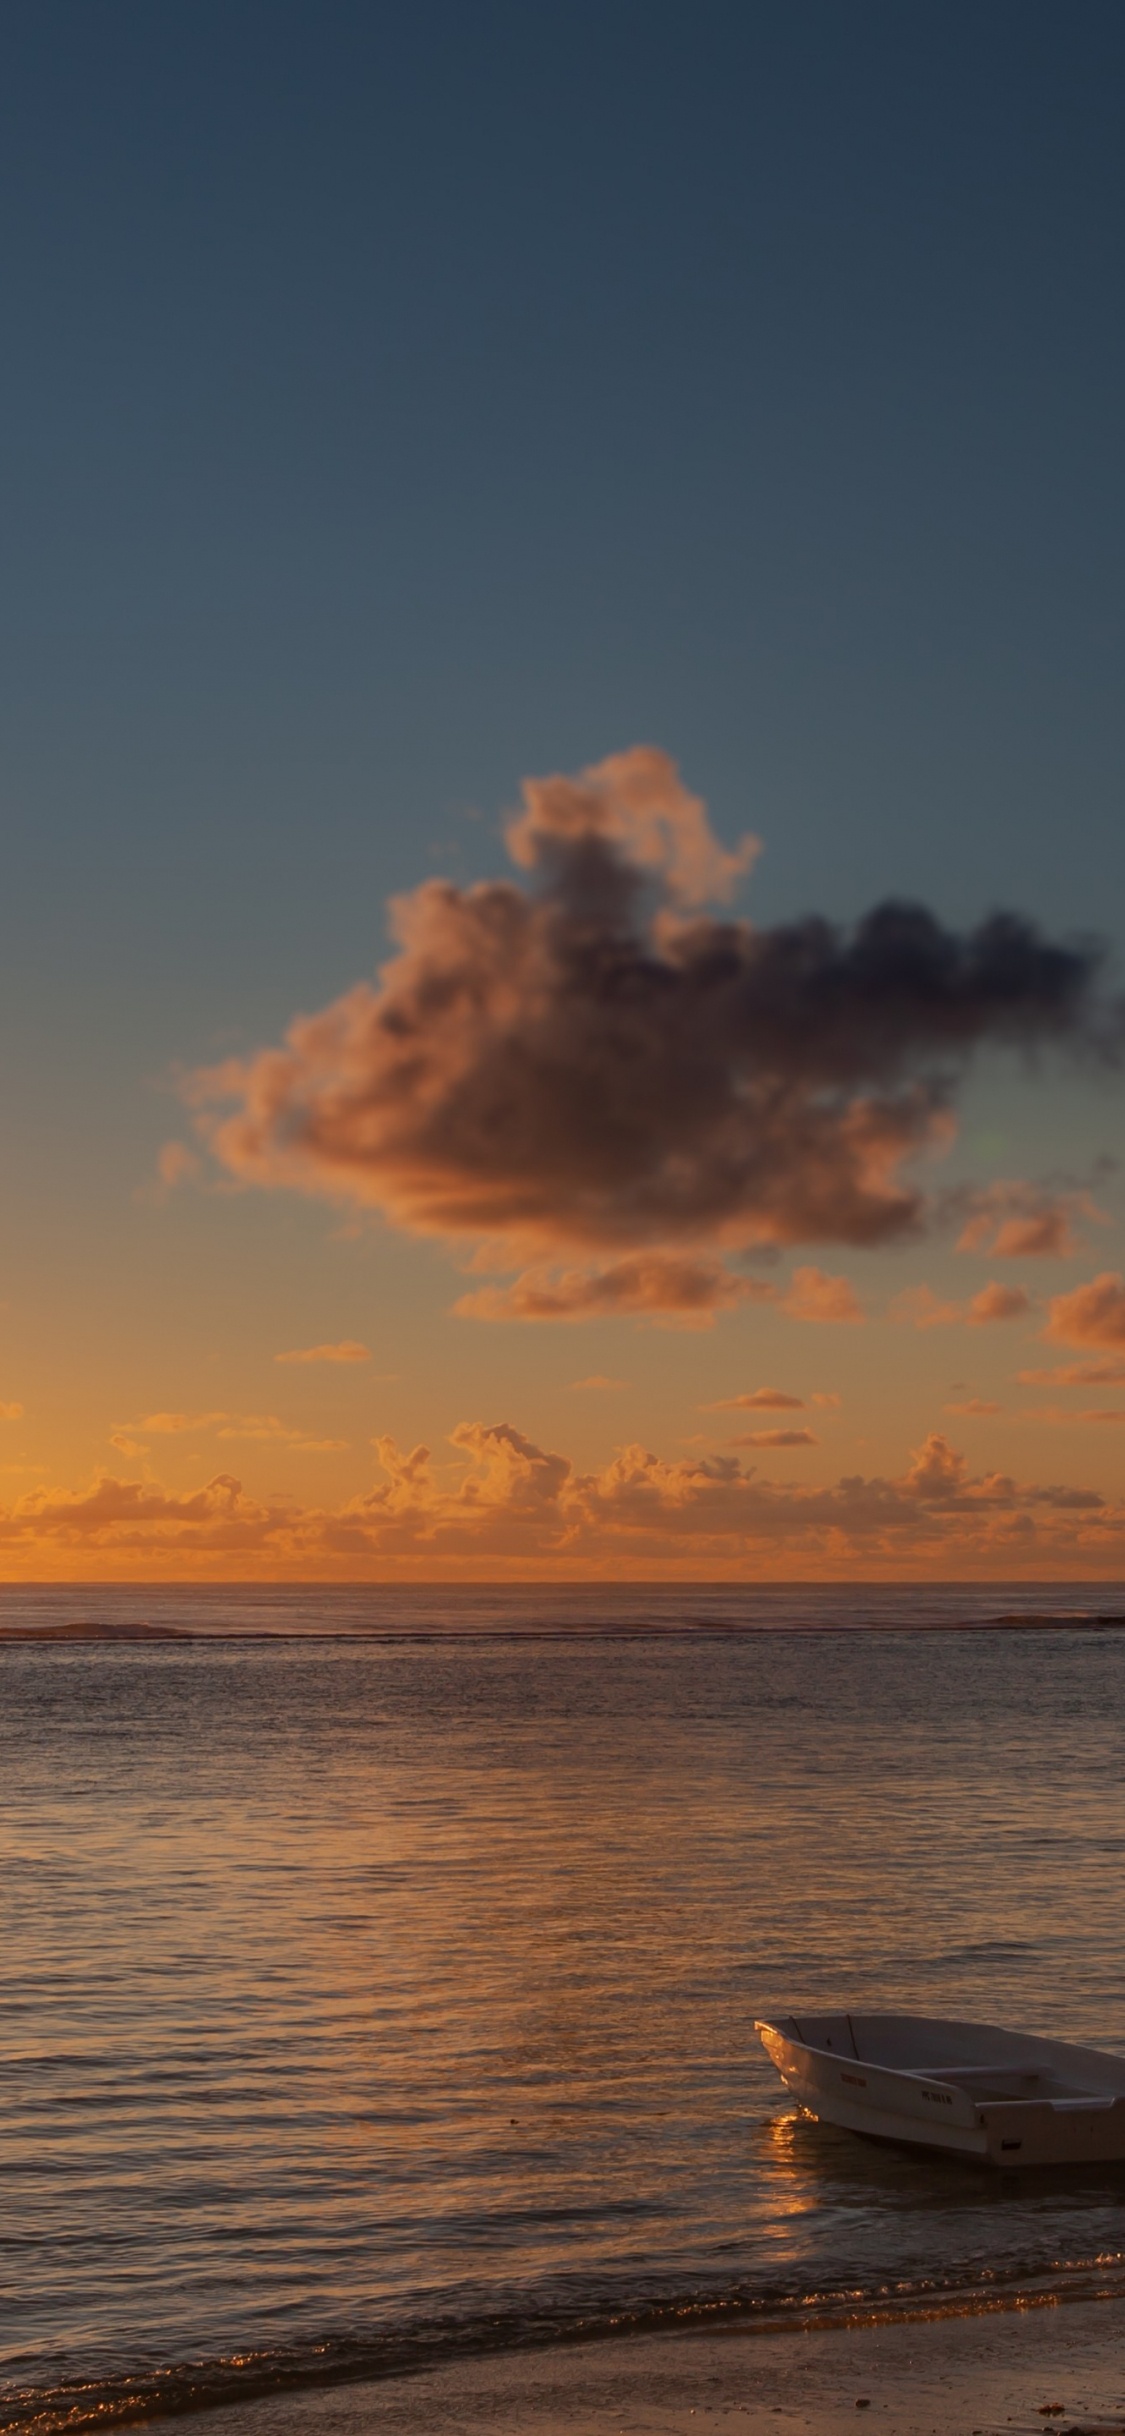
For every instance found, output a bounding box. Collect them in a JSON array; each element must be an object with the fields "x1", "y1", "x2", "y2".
[{"x1": 181, "y1": 2299, "x2": 1125, "y2": 2436}]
